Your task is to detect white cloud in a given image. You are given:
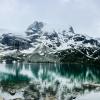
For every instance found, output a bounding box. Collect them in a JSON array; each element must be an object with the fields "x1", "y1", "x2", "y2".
[{"x1": 0, "y1": 0, "x2": 99, "y2": 37}]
